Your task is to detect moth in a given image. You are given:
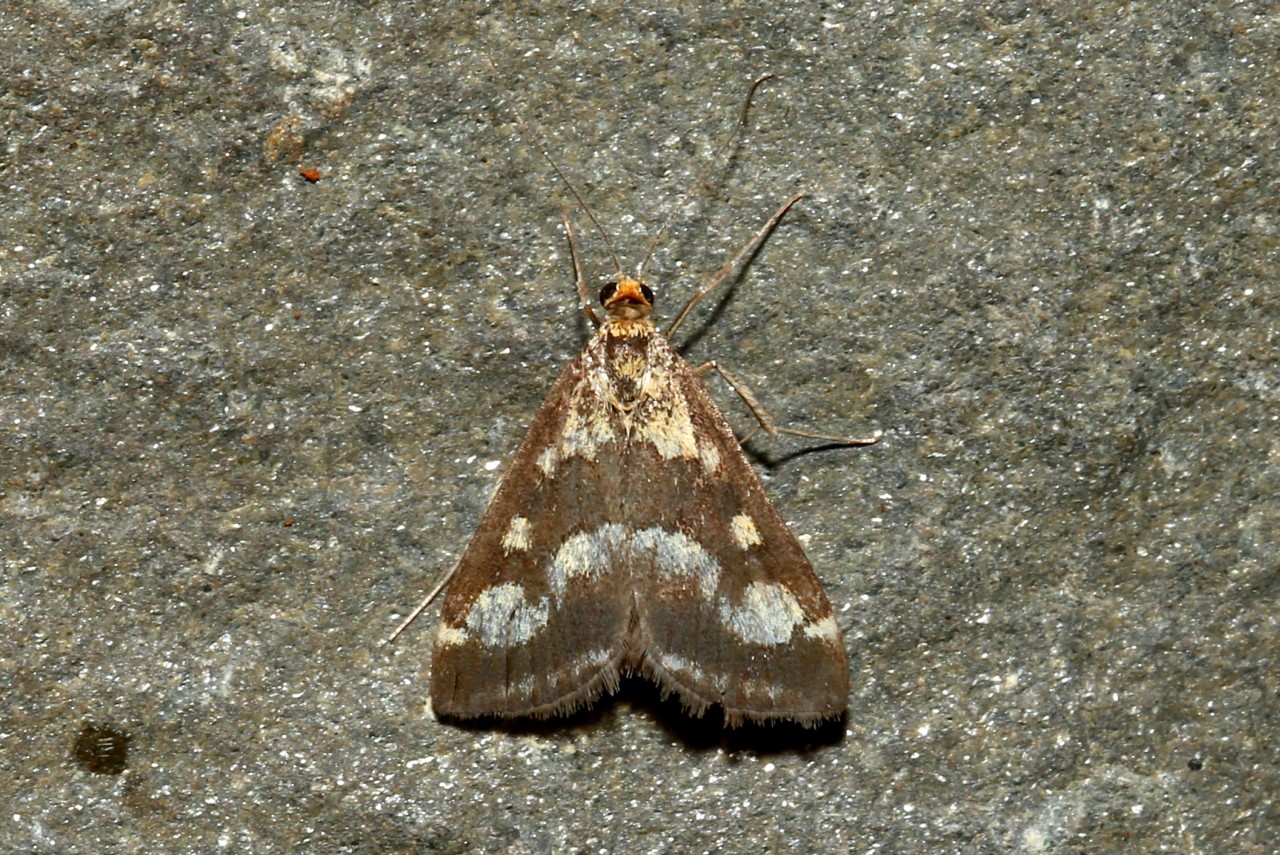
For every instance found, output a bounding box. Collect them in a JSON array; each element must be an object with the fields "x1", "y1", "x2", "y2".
[{"x1": 392, "y1": 80, "x2": 877, "y2": 727}]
